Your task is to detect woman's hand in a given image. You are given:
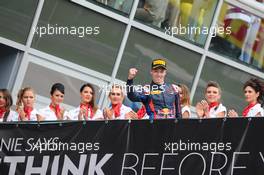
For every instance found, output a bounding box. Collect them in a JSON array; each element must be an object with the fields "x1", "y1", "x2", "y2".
[
  {"x1": 200, "y1": 100, "x2": 209, "y2": 118},
  {"x1": 103, "y1": 108, "x2": 113, "y2": 120},
  {"x1": 125, "y1": 111, "x2": 138, "y2": 120},
  {"x1": 58, "y1": 108, "x2": 65, "y2": 120},
  {"x1": 16, "y1": 106, "x2": 27, "y2": 121},
  {"x1": 78, "y1": 106, "x2": 87, "y2": 120},
  {"x1": 196, "y1": 102, "x2": 204, "y2": 118},
  {"x1": 36, "y1": 114, "x2": 45, "y2": 121},
  {"x1": 228, "y1": 109, "x2": 238, "y2": 118}
]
